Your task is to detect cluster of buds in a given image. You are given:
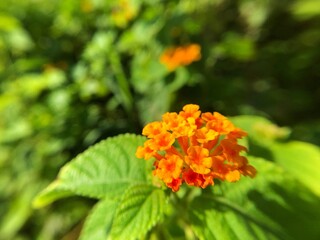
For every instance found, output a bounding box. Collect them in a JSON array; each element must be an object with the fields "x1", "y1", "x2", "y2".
[{"x1": 136, "y1": 104, "x2": 256, "y2": 192}]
